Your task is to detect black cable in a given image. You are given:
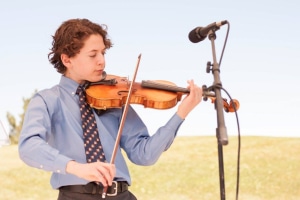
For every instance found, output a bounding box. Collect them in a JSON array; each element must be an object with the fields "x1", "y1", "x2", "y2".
[
  {"x1": 221, "y1": 87, "x2": 241, "y2": 200},
  {"x1": 218, "y1": 22, "x2": 230, "y2": 68},
  {"x1": 218, "y1": 21, "x2": 240, "y2": 200}
]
